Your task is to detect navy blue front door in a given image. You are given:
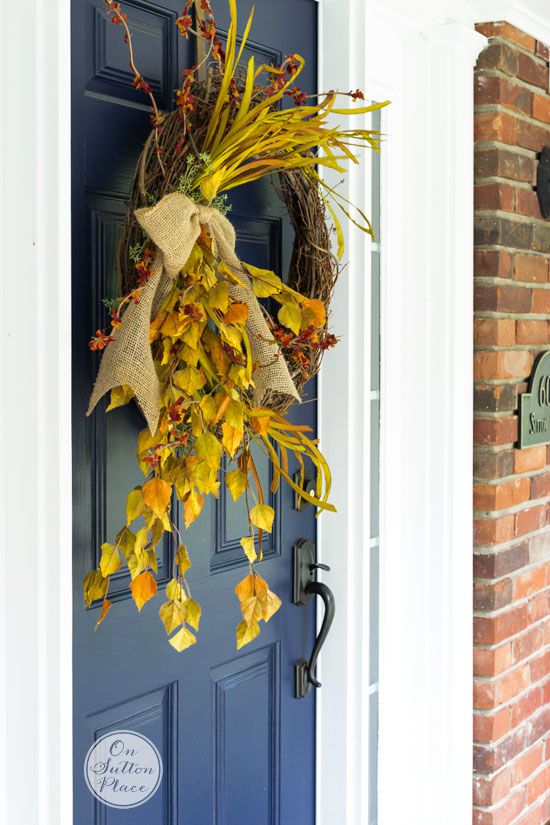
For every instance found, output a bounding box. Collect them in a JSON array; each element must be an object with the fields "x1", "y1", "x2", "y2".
[{"x1": 72, "y1": 1, "x2": 318, "y2": 822}]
